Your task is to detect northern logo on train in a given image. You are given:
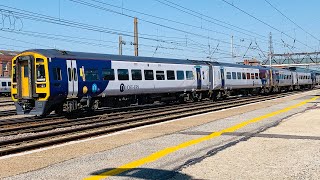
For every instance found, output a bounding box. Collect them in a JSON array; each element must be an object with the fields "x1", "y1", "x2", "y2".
[
  {"x1": 120, "y1": 83, "x2": 125, "y2": 92},
  {"x1": 83, "y1": 86, "x2": 88, "y2": 94},
  {"x1": 92, "y1": 83, "x2": 98, "y2": 93}
]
